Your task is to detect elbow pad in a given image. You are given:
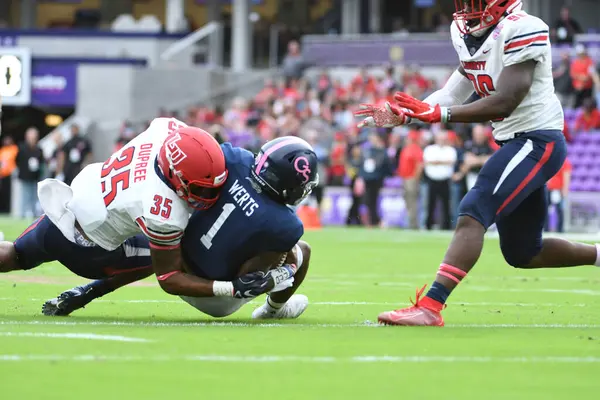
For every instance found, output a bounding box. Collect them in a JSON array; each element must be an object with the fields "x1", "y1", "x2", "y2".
[{"x1": 423, "y1": 69, "x2": 474, "y2": 107}]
